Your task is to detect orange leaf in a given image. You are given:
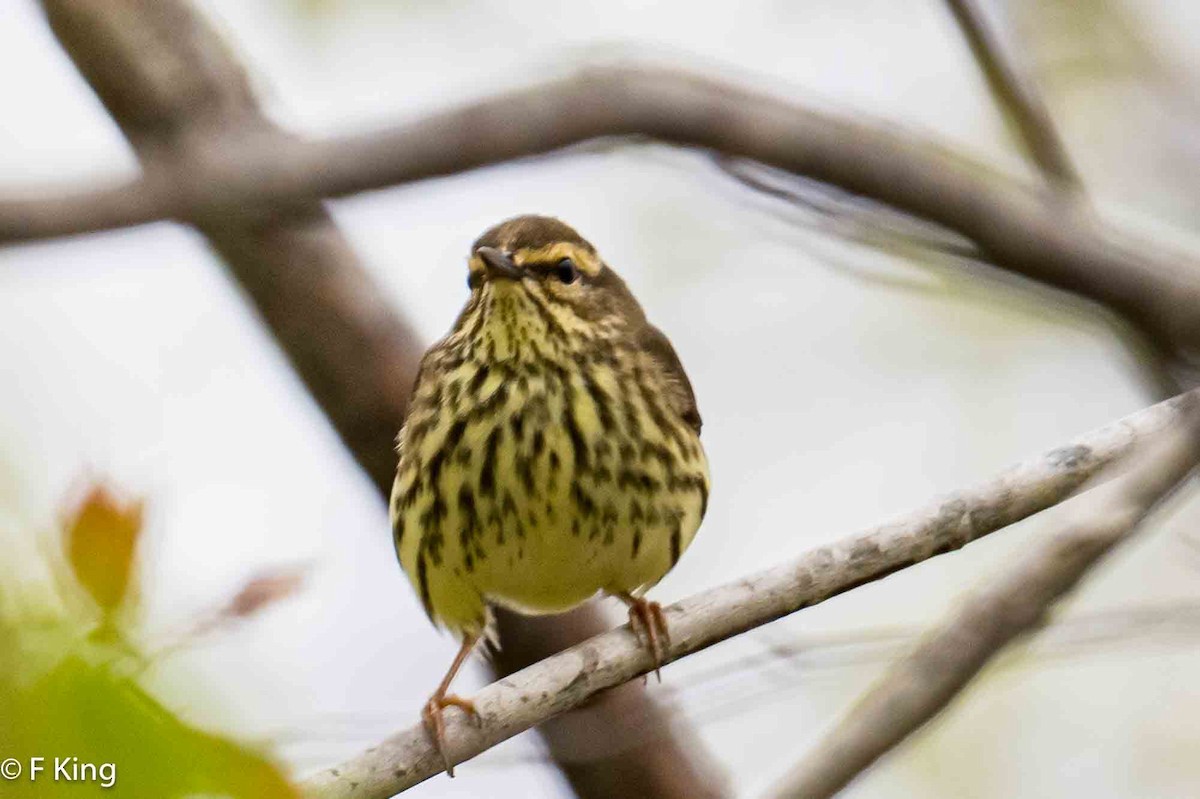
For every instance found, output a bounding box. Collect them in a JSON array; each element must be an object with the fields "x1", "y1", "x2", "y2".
[{"x1": 63, "y1": 483, "x2": 144, "y2": 613}]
